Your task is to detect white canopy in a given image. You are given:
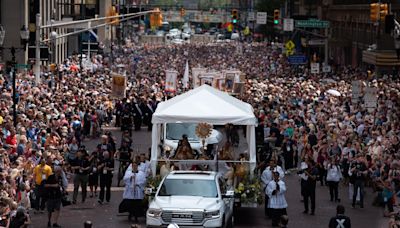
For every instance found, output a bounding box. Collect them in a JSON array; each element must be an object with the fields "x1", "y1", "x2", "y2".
[
  {"x1": 152, "y1": 84, "x2": 257, "y2": 125},
  {"x1": 150, "y1": 85, "x2": 257, "y2": 176}
]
